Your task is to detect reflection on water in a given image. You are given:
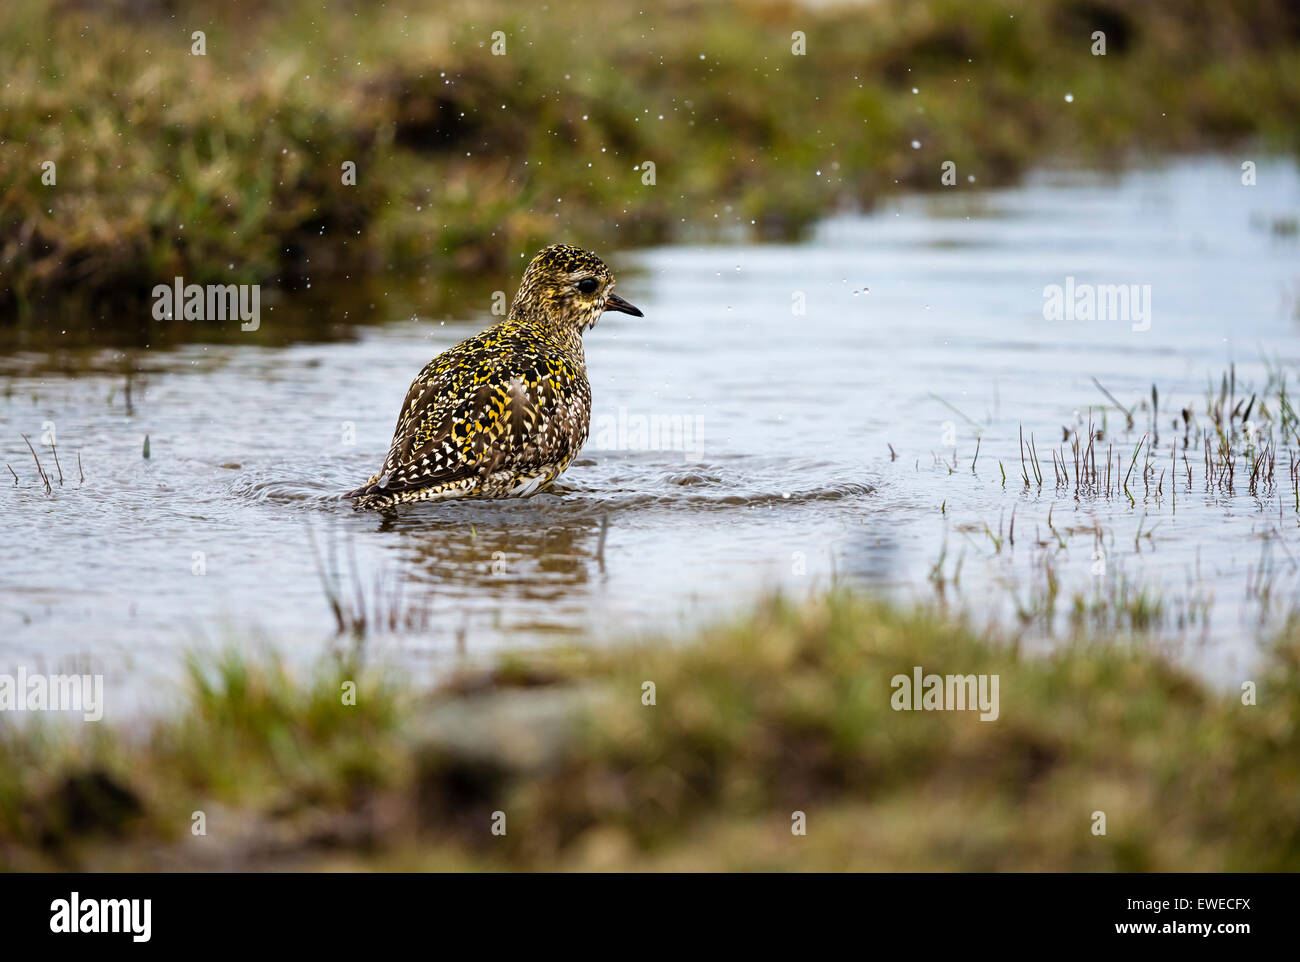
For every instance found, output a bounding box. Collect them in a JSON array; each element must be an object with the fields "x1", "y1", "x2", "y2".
[{"x1": 2, "y1": 155, "x2": 1299, "y2": 709}]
